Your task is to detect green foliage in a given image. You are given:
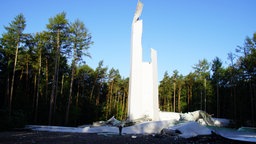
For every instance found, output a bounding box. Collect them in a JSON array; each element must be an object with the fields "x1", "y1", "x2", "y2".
[
  {"x1": 0, "y1": 12, "x2": 256, "y2": 128},
  {"x1": 159, "y1": 71, "x2": 172, "y2": 111},
  {"x1": 47, "y1": 12, "x2": 68, "y2": 31},
  {"x1": 158, "y1": 33, "x2": 256, "y2": 127}
]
